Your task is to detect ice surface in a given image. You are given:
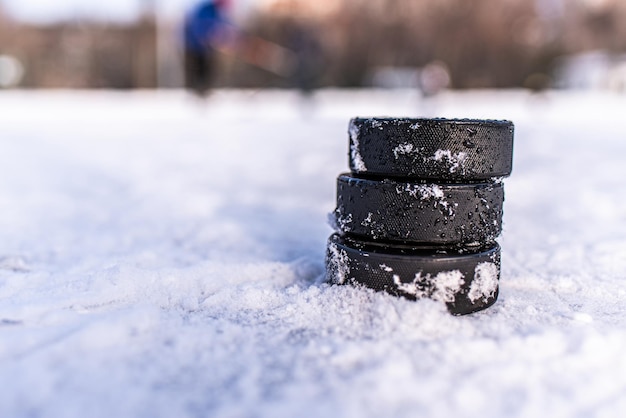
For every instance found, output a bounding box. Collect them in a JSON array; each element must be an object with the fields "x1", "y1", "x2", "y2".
[{"x1": 2, "y1": 89, "x2": 626, "y2": 417}]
